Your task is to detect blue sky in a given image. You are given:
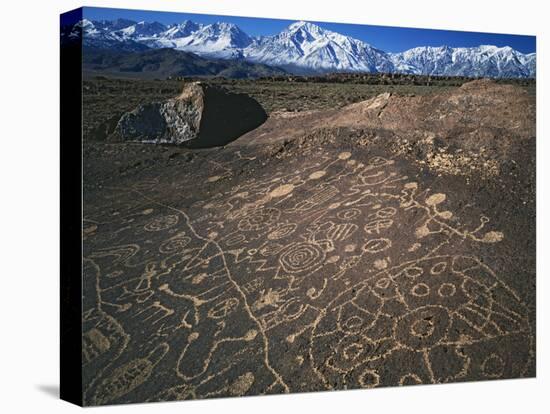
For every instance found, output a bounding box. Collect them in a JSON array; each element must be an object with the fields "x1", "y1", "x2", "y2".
[{"x1": 79, "y1": 6, "x2": 536, "y2": 53}]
